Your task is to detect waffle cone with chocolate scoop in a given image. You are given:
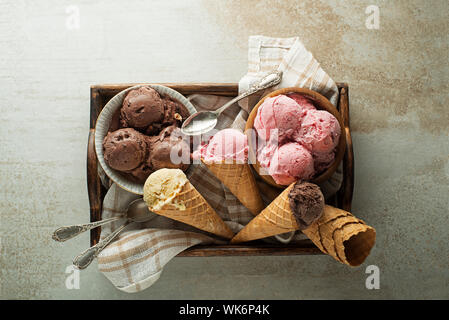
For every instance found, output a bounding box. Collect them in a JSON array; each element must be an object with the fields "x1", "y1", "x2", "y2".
[{"x1": 231, "y1": 181, "x2": 375, "y2": 266}]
